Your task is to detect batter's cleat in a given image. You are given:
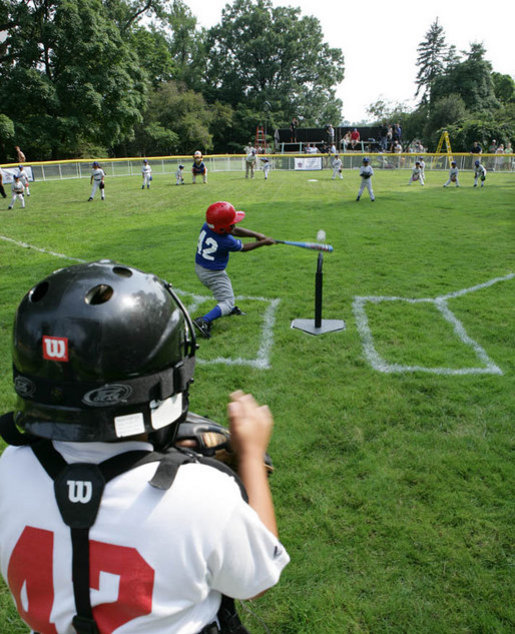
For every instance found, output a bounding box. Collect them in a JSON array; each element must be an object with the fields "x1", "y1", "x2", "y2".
[
  {"x1": 230, "y1": 305, "x2": 246, "y2": 316},
  {"x1": 371, "y1": 198, "x2": 375, "y2": 202},
  {"x1": 356, "y1": 196, "x2": 360, "y2": 201},
  {"x1": 193, "y1": 317, "x2": 211, "y2": 339},
  {"x1": 8, "y1": 206, "x2": 12, "y2": 209},
  {"x1": 88, "y1": 197, "x2": 93, "y2": 201}
]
